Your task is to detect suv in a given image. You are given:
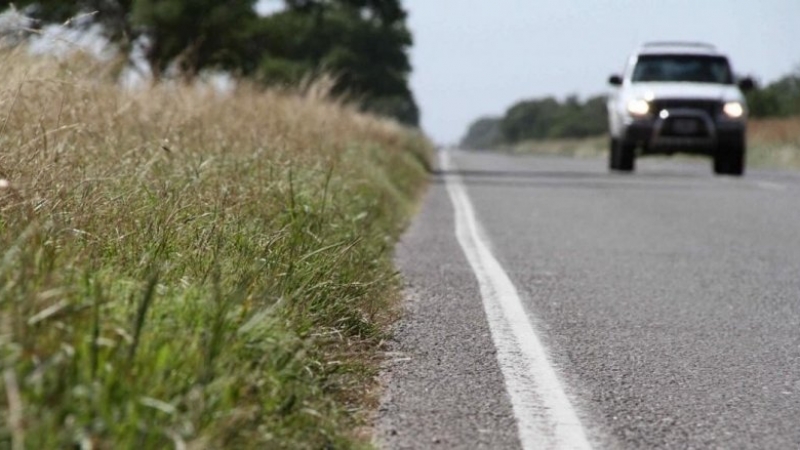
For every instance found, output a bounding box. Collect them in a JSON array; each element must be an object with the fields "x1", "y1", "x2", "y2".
[{"x1": 607, "y1": 42, "x2": 754, "y2": 175}]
